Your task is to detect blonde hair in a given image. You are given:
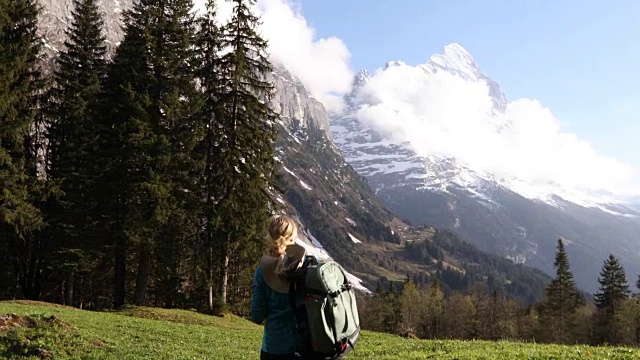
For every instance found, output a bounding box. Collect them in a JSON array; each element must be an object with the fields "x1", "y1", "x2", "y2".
[{"x1": 267, "y1": 215, "x2": 297, "y2": 256}]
